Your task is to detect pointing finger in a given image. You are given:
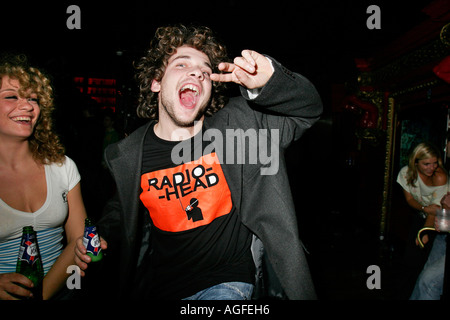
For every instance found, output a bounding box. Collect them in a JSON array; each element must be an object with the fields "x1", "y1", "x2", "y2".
[
  {"x1": 217, "y1": 62, "x2": 235, "y2": 73},
  {"x1": 210, "y1": 72, "x2": 234, "y2": 83}
]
